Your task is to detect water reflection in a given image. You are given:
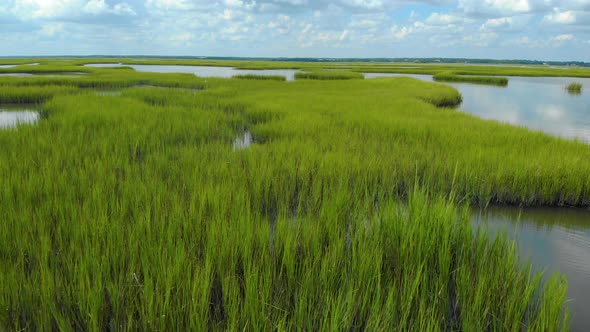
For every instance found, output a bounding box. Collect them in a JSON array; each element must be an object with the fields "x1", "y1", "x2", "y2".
[
  {"x1": 362, "y1": 73, "x2": 590, "y2": 143},
  {"x1": 457, "y1": 76, "x2": 590, "y2": 143},
  {"x1": 363, "y1": 72, "x2": 434, "y2": 81},
  {"x1": 84, "y1": 63, "x2": 123, "y2": 68},
  {"x1": 472, "y1": 206, "x2": 590, "y2": 332},
  {"x1": 95, "y1": 90, "x2": 122, "y2": 97},
  {"x1": 0, "y1": 73, "x2": 33, "y2": 77},
  {"x1": 0, "y1": 109, "x2": 40, "y2": 128},
  {"x1": 233, "y1": 131, "x2": 252, "y2": 150},
  {"x1": 85, "y1": 63, "x2": 299, "y2": 81},
  {"x1": 0, "y1": 63, "x2": 40, "y2": 68}
]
